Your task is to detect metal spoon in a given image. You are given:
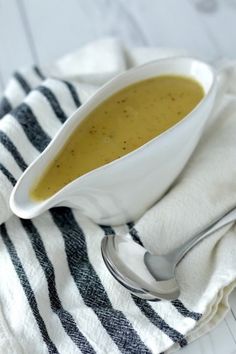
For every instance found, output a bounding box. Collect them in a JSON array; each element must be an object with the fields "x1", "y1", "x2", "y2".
[{"x1": 101, "y1": 206, "x2": 236, "y2": 300}]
